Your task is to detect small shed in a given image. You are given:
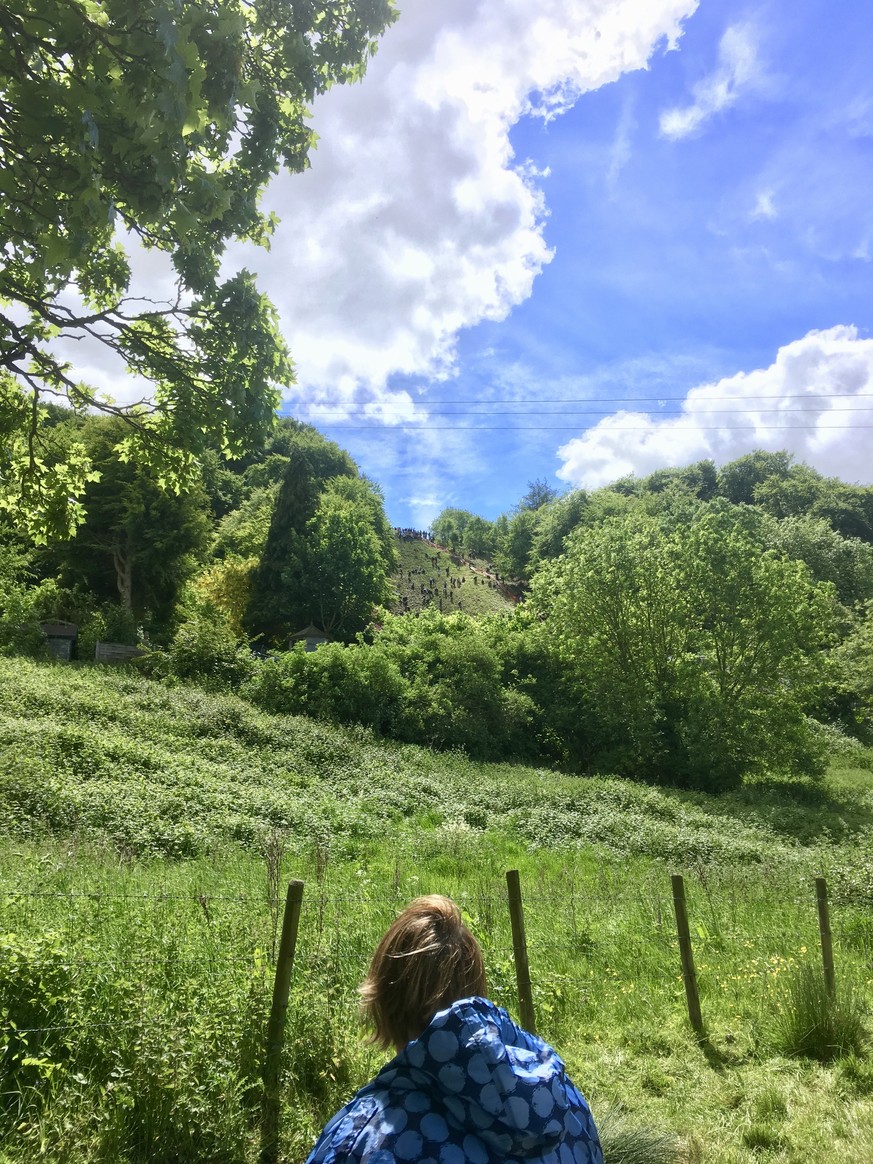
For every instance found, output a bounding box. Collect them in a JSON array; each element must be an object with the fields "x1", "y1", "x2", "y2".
[
  {"x1": 288, "y1": 624, "x2": 331, "y2": 653},
  {"x1": 40, "y1": 621, "x2": 78, "y2": 661}
]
